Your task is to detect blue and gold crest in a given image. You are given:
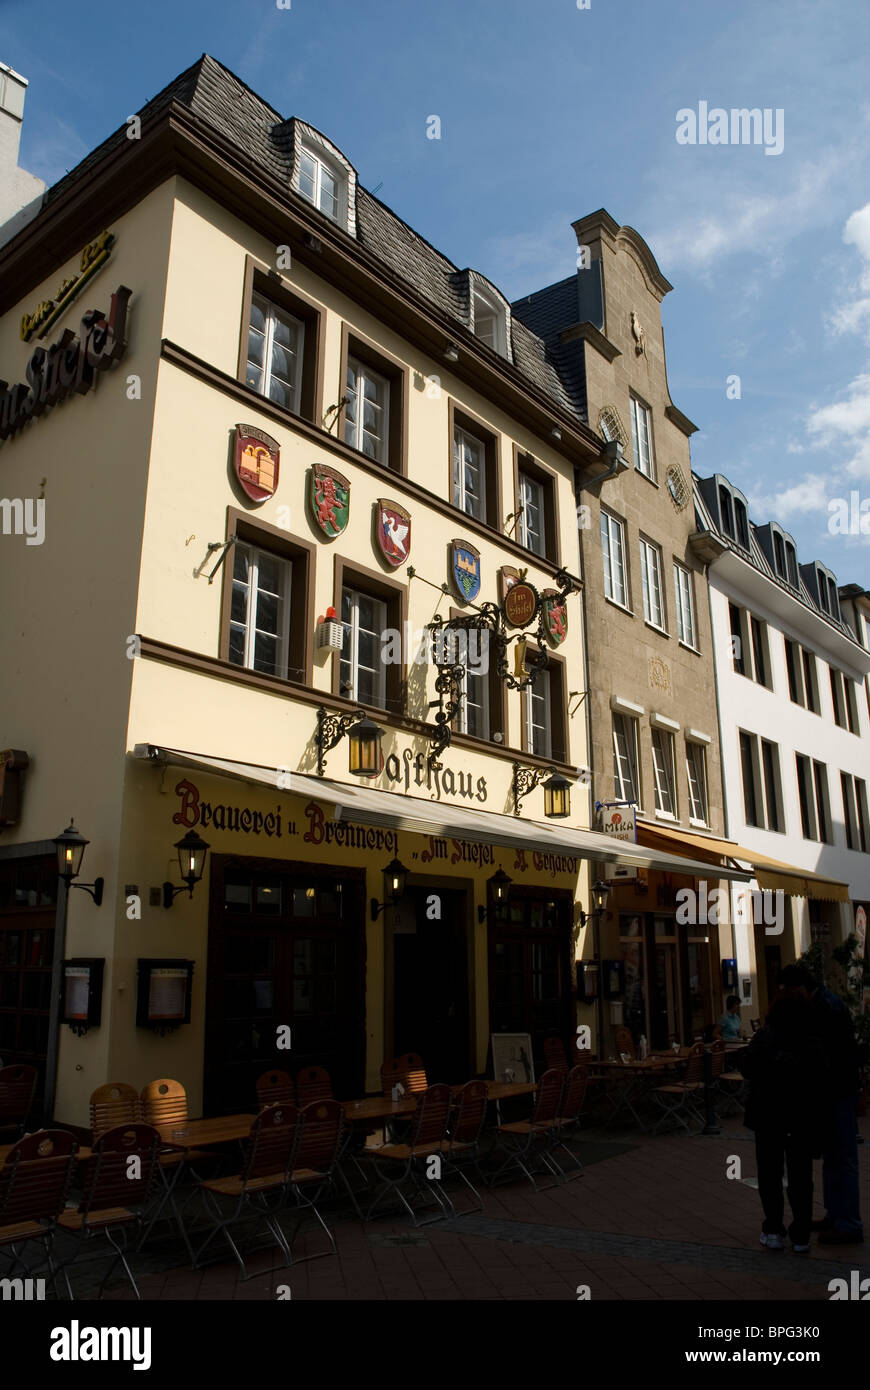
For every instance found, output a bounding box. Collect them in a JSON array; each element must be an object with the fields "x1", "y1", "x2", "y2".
[{"x1": 451, "y1": 539, "x2": 481, "y2": 602}]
